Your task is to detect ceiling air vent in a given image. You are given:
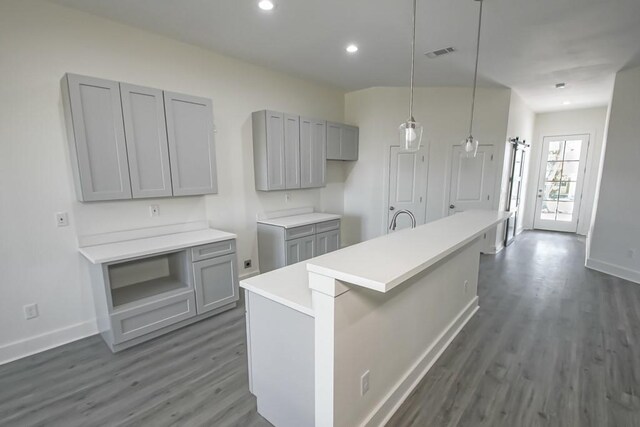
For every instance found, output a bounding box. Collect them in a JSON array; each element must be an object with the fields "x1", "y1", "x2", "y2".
[{"x1": 425, "y1": 47, "x2": 455, "y2": 58}]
